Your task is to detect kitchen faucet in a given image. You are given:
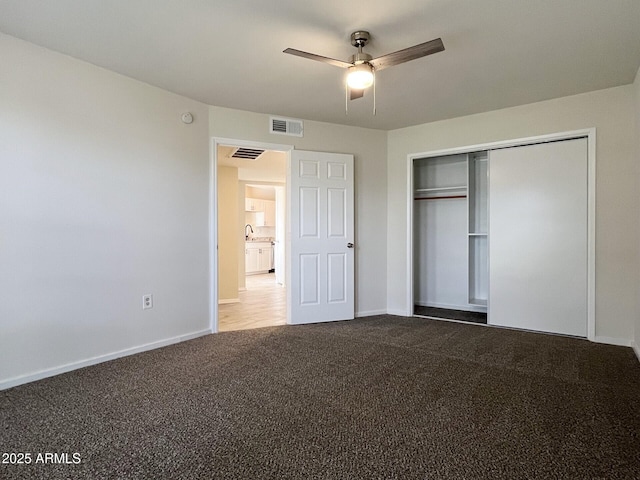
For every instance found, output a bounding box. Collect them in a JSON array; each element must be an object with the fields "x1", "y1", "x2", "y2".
[{"x1": 245, "y1": 224, "x2": 254, "y2": 240}]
